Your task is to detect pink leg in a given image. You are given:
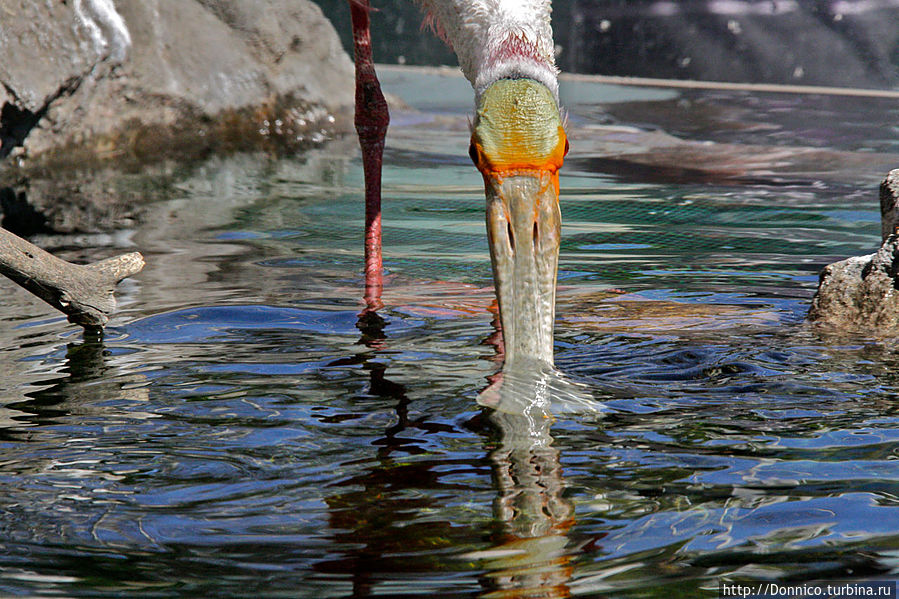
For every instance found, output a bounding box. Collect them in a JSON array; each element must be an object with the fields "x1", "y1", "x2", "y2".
[{"x1": 349, "y1": 0, "x2": 389, "y2": 312}]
